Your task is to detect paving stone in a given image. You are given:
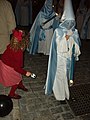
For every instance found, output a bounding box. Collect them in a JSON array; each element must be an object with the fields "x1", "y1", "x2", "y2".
[
  {"x1": 62, "y1": 112, "x2": 75, "y2": 120},
  {"x1": 50, "y1": 106, "x2": 63, "y2": 114}
]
